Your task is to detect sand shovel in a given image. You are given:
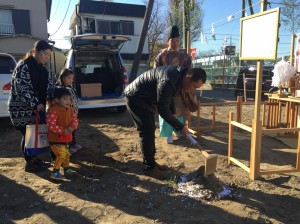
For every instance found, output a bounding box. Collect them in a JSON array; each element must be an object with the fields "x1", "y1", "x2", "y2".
[{"x1": 187, "y1": 134, "x2": 218, "y2": 176}]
